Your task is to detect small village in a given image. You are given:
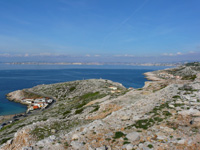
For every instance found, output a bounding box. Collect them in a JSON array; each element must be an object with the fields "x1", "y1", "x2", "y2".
[
  {"x1": 0, "y1": 97, "x2": 54, "y2": 130},
  {"x1": 22, "y1": 97, "x2": 54, "y2": 112},
  {"x1": 157, "y1": 72, "x2": 181, "y2": 80},
  {"x1": 108, "y1": 86, "x2": 122, "y2": 94}
]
